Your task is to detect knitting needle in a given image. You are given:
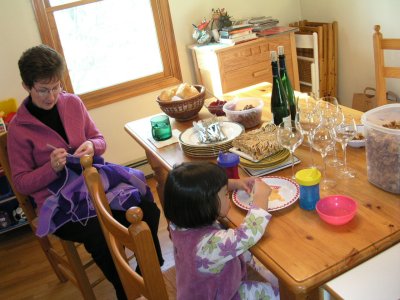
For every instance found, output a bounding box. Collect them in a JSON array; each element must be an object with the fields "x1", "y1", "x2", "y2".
[{"x1": 46, "y1": 143, "x2": 74, "y2": 157}]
